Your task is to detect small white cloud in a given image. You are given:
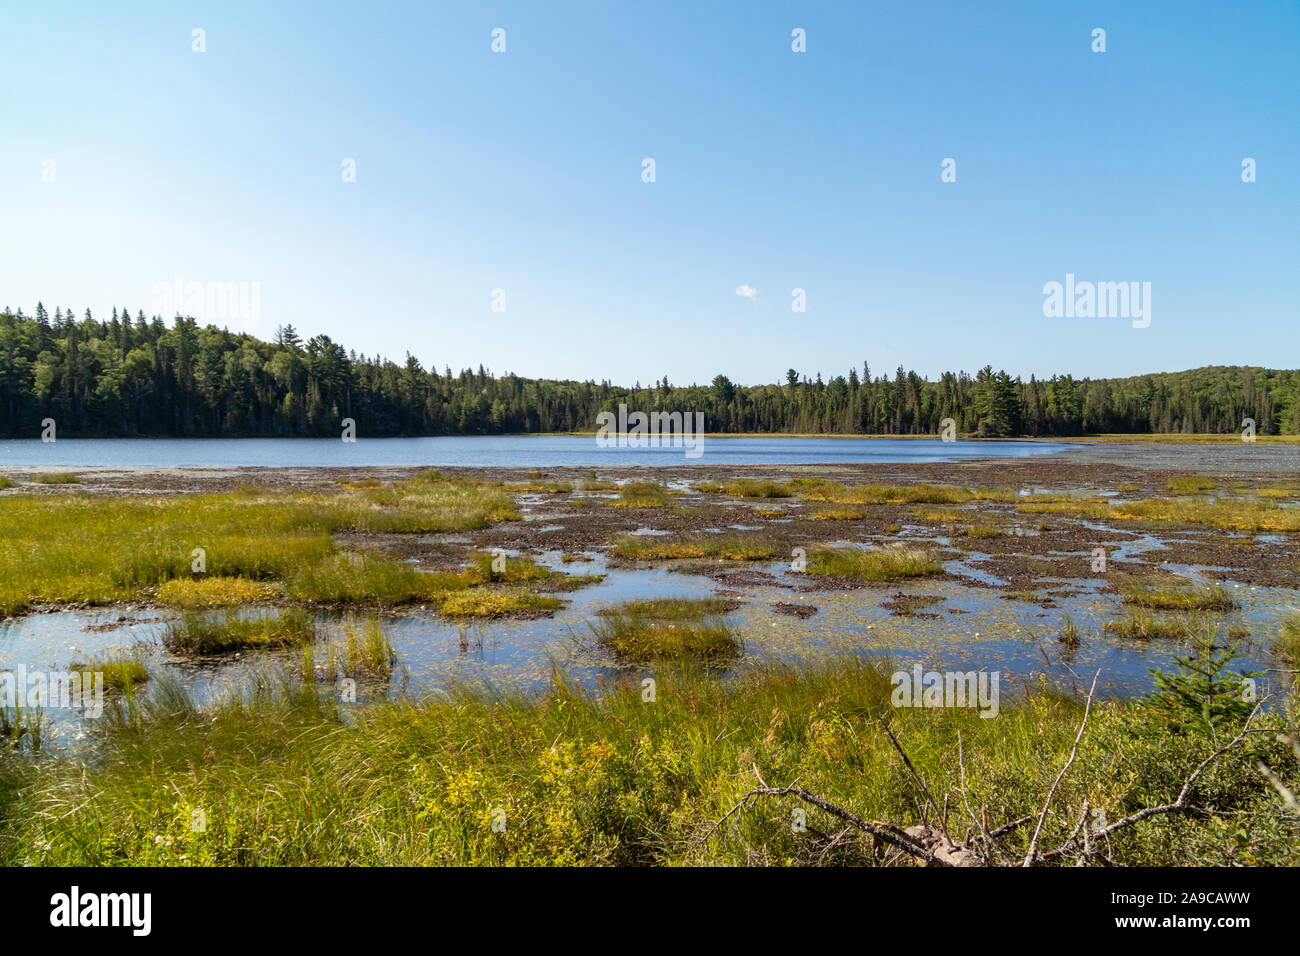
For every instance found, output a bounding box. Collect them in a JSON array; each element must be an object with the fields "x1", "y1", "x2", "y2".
[{"x1": 735, "y1": 284, "x2": 760, "y2": 300}]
